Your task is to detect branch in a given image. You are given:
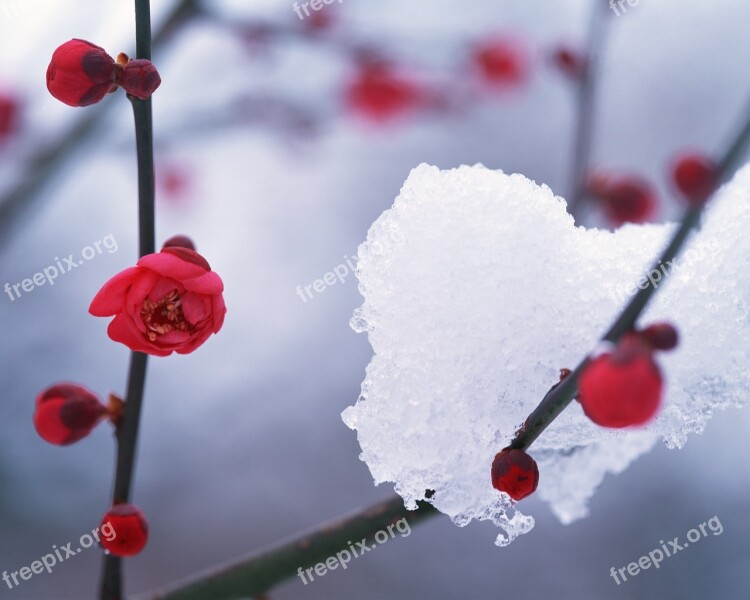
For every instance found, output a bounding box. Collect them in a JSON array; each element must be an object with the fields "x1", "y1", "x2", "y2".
[
  {"x1": 566, "y1": 0, "x2": 611, "y2": 213},
  {"x1": 99, "y1": 2, "x2": 157, "y2": 598},
  {"x1": 100, "y1": 353, "x2": 150, "y2": 599},
  {"x1": 0, "y1": 0, "x2": 198, "y2": 250},
  {"x1": 145, "y1": 77, "x2": 750, "y2": 600},
  {"x1": 149, "y1": 496, "x2": 438, "y2": 600},
  {"x1": 510, "y1": 208, "x2": 701, "y2": 450},
  {"x1": 511, "y1": 101, "x2": 750, "y2": 451}
]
